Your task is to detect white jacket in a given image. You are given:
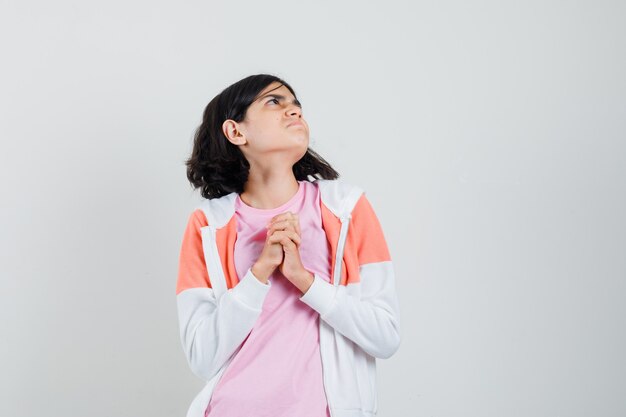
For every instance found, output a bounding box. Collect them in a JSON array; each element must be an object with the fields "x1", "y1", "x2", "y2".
[{"x1": 176, "y1": 178, "x2": 402, "y2": 417}]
